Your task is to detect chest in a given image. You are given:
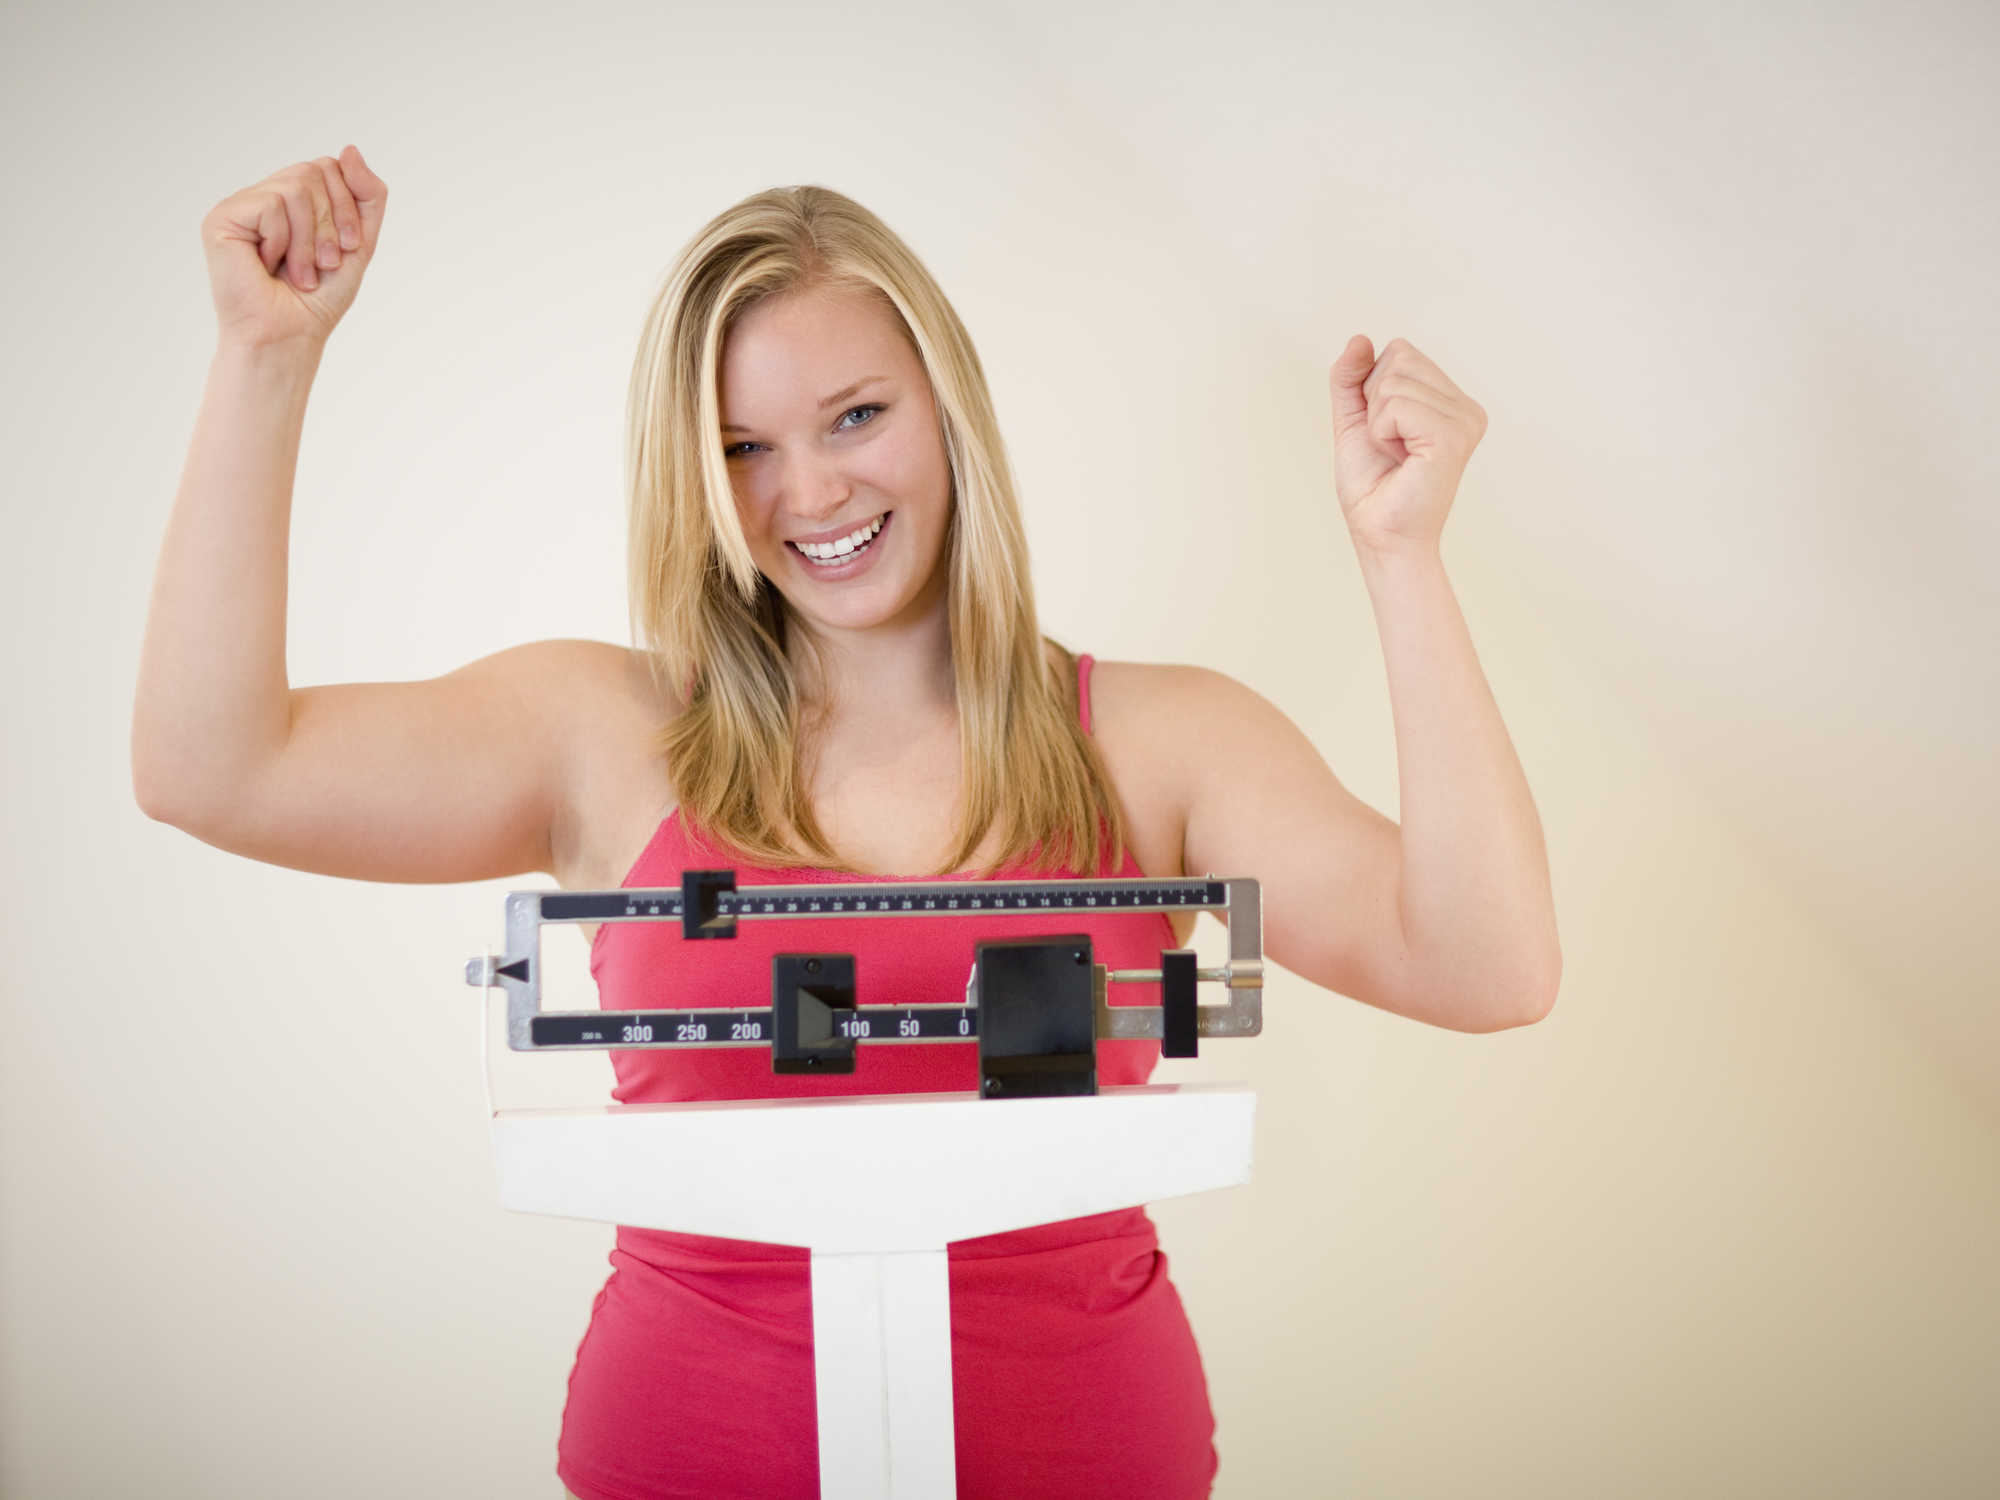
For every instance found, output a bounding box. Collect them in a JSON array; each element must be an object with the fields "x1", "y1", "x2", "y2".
[
  {"x1": 568, "y1": 705, "x2": 981, "y2": 890},
  {"x1": 806, "y1": 706, "x2": 982, "y2": 876}
]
